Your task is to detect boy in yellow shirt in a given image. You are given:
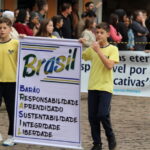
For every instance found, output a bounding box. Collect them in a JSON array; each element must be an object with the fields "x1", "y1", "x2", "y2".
[
  {"x1": 0, "y1": 17, "x2": 18, "y2": 146},
  {"x1": 82, "y1": 22, "x2": 119, "y2": 150}
]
